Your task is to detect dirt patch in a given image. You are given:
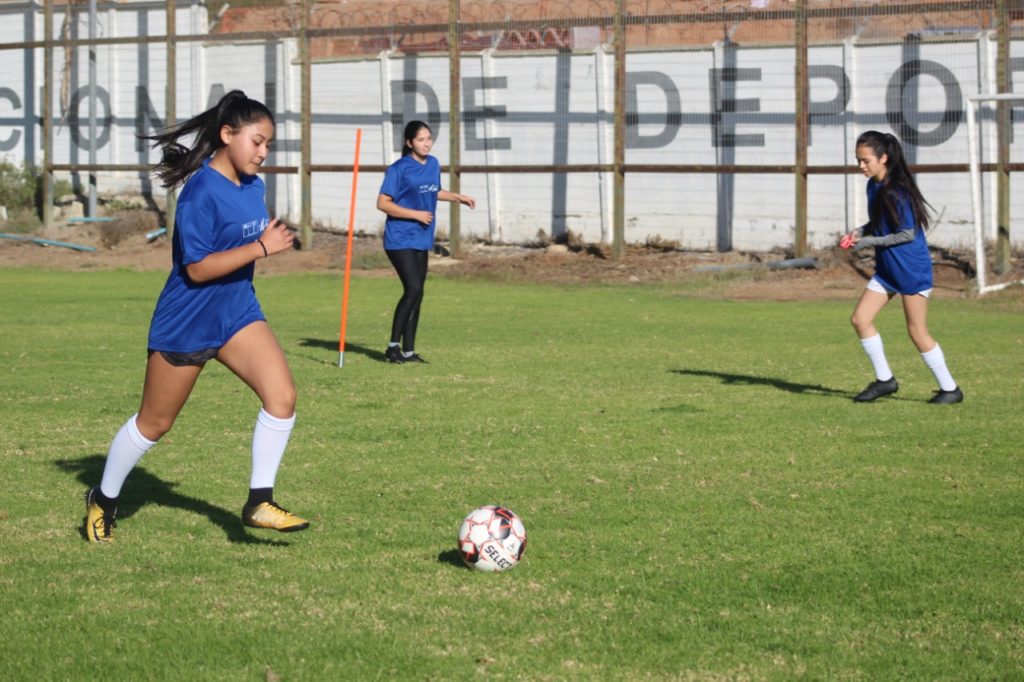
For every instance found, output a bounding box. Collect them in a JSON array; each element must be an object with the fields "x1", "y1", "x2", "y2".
[{"x1": 2, "y1": 218, "x2": 1021, "y2": 304}]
